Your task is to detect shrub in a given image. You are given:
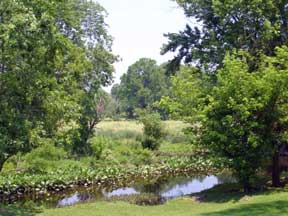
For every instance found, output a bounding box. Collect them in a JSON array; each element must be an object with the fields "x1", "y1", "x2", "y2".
[
  {"x1": 24, "y1": 144, "x2": 67, "y2": 173},
  {"x1": 139, "y1": 111, "x2": 164, "y2": 150},
  {"x1": 141, "y1": 136, "x2": 160, "y2": 151},
  {"x1": 88, "y1": 136, "x2": 109, "y2": 160},
  {"x1": 131, "y1": 148, "x2": 153, "y2": 166}
]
